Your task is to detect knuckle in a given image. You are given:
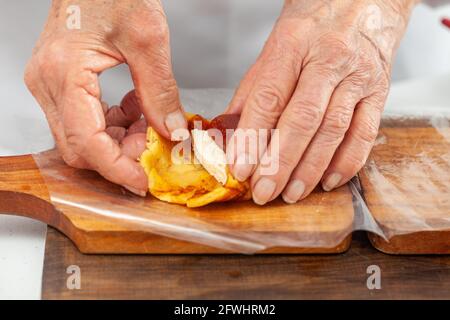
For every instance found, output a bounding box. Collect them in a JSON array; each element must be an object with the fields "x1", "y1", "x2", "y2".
[
  {"x1": 24, "y1": 38, "x2": 70, "y2": 92},
  {"x1": 320, "y1": 106, "x2": 353, "y2": 140},
  {"x1": 330, "y1": 37, "x2": 354, "y2": 61},
  {"x1": 271, "y1": 22, "x2": 304, "y2": 59},
  {"x1": 41, "y1": 40, "x2": 68, "y2": 69},
  {"x1": 251, "y1": 86, "x2": 286, "y2": 118},
  {"x1": 127, "y1": 9, "x2": 169, "y2": 47},
  {"x1": 30, "y1": 39, "x2": 69, "y2": 81},
  {"x1": 127, "y1": 29, "x2": 149, "y2": 48},
  {"x1": 267, "y1": 42, "x2": 301, "y2": 75},
  {"x1": 313, "y1": 33, "x2": 356, "y2": 73},
  {"x1": 357, "y1": 57, "x2": 390, "y2": 90},
  {"x1": 62, "y1": 152, "x2": 84, "y2": 169},
  {"x1": 130, "y1": 25, "x2": 168, "y2": 48},
  {"x1": 347, "y1": 72, "x2": 372, "y2": 89},
  {"x1": 285, "y1": 103, "x2": 323, "y2": 136}
]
